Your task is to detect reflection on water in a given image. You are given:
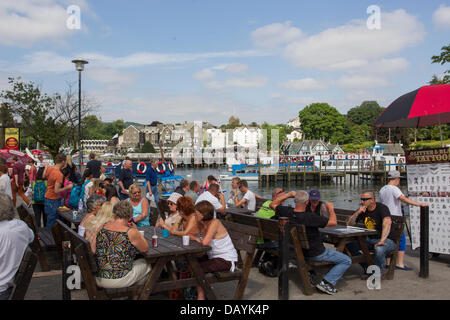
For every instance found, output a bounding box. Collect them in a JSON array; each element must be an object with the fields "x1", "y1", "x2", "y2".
[{"x1": 174, "y1": 167, "x2": 408, "y2": 211}]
